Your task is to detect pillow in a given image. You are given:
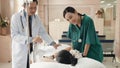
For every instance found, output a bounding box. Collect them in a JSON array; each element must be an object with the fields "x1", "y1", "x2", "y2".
[
  {"x1": 30, "y1": 62, "x2": 71, "y2": 68},
  {"x1": 74, "y1": 58, "x2": 106, "y2": 68}
]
